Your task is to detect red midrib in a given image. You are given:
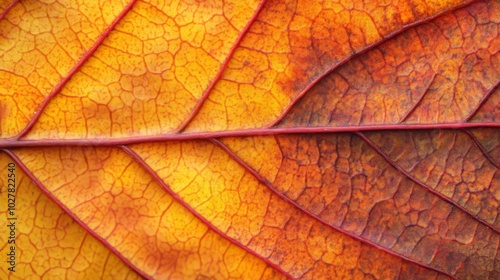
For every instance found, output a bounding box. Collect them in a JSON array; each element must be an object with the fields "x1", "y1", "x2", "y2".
[{"x1": 1, "y1": 122, "x2": 499, "y2": 148}]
